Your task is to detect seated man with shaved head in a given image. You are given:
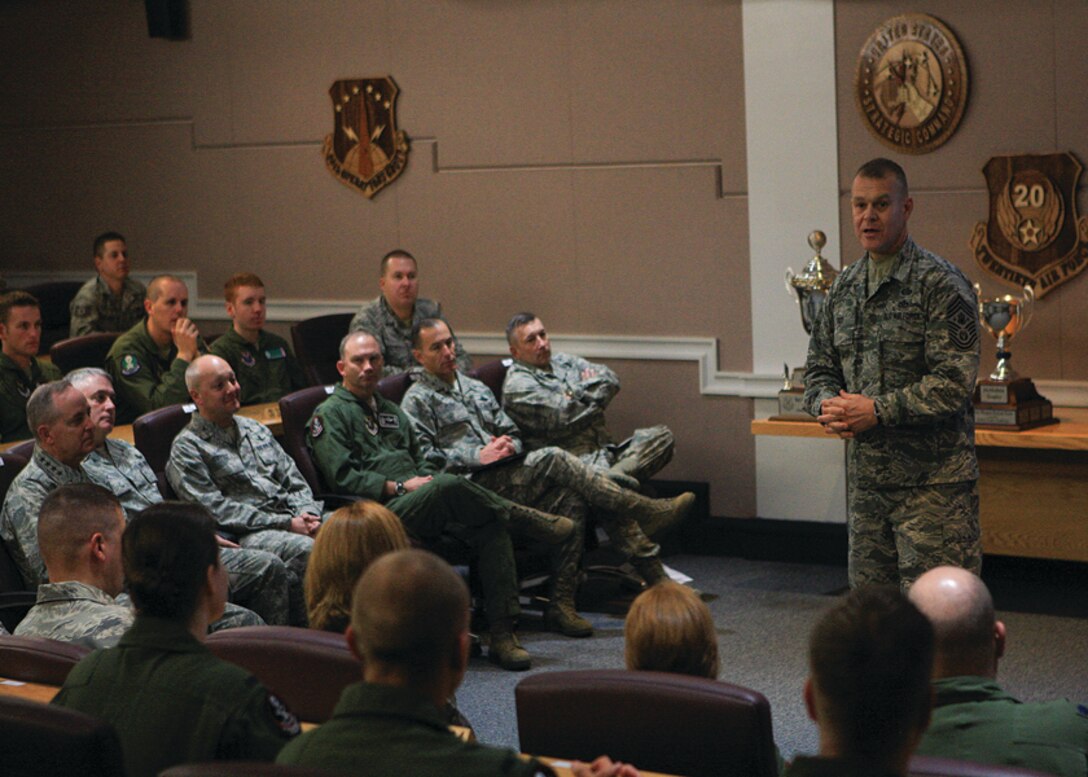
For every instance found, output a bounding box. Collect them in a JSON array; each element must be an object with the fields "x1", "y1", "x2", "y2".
[
  {"x1": 277, "y1": 549, "x2": 637, "y2": 777},
  {"x1": 910, "y1": 566, "x2": 1088, "y2": 776},
  {"x1": 106, "y1": 274, "x2": 207, "y2": 424}
]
